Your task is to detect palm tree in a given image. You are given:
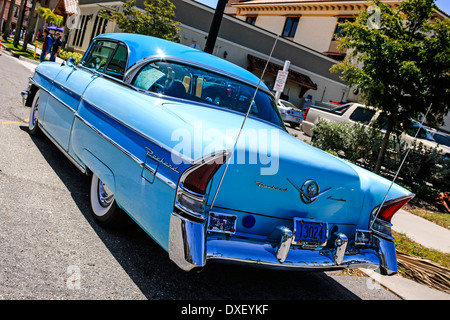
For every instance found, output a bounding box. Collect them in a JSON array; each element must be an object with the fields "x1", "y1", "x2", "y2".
[{"x1": 37, "y1": 6, "x2": 63, "y2": 27}]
